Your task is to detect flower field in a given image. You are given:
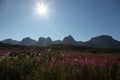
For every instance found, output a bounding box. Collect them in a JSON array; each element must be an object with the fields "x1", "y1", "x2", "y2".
[{"x1": 0, "y1": 50, "x2": 120, "y2": 80}]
